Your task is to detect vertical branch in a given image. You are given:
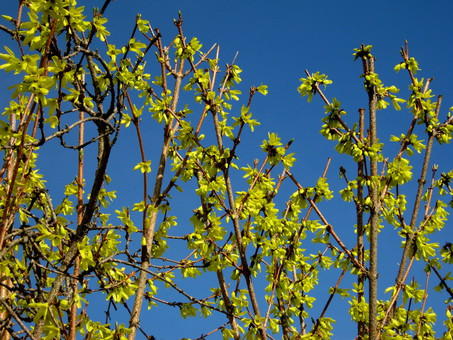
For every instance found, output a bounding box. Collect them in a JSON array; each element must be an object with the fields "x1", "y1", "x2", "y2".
[
  {"x1": 35, "y1": 137, "x2": 112, "y2": 338},
  {"x1": 0, "y1": 96, "x2": 36, "y2": 249},
  {"x1": 362, "y1": 53, "x2": 379, "y2": 339},
  {"x1": 126, "y1": 91, "x2": 151, "y2": 340},
  {"x1": 0, "y1": 87, "x2": 37, "y2": 340},
  {"x1": 69, "y1": 109, "x2": 85, "y2": 340},
  {"x1": 127, "y1": 93, "x2": 149, "y2": 225},
  {"x1": 416, "y1": 270, "x2": 430, "y2": 336},
  {"x1": 128, "y1": 54, "x2": 185, "y2": 340},
  {"x1": 395, "y1": 97, "x2": 442, "y2": 288},
  {"x1": 0, "y1": 11, "x2": 55, "y2": 249},
  {"x1": 266, "y1": 158, "x2": 331, "y2": 337},
  {"x1": 379, "y1": 257, "x2": 415, "y2": 334},
  {"x1": 210, "y1": 99, "x2": 267, "y2": 338},
  {"x1": 216, "y1": 260, "x2": 240, "y2": 339},
  {"x1": 312, "y1": 269, "x2": 346, "y2": 334},
  {"x1": 222, "y1": 167, "x2": 267, "y2": 339},
  {"x1": 0, "y1": 103, "x2": 17, "y2": 340},
  {"x1": 357, "y1": 108, "x2": 366, "y2": 338}
]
